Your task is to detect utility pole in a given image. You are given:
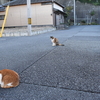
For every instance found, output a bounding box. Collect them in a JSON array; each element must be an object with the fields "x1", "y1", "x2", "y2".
[
  {"x1": 52, "y1": 0, "x2": 55, "y2": 27},
  {"x1": 27, "y1": 0, "x2": 32, "y2": 36},
  {"x1": 74, "y1": 0, "x2": 76, "y2": 25}
]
